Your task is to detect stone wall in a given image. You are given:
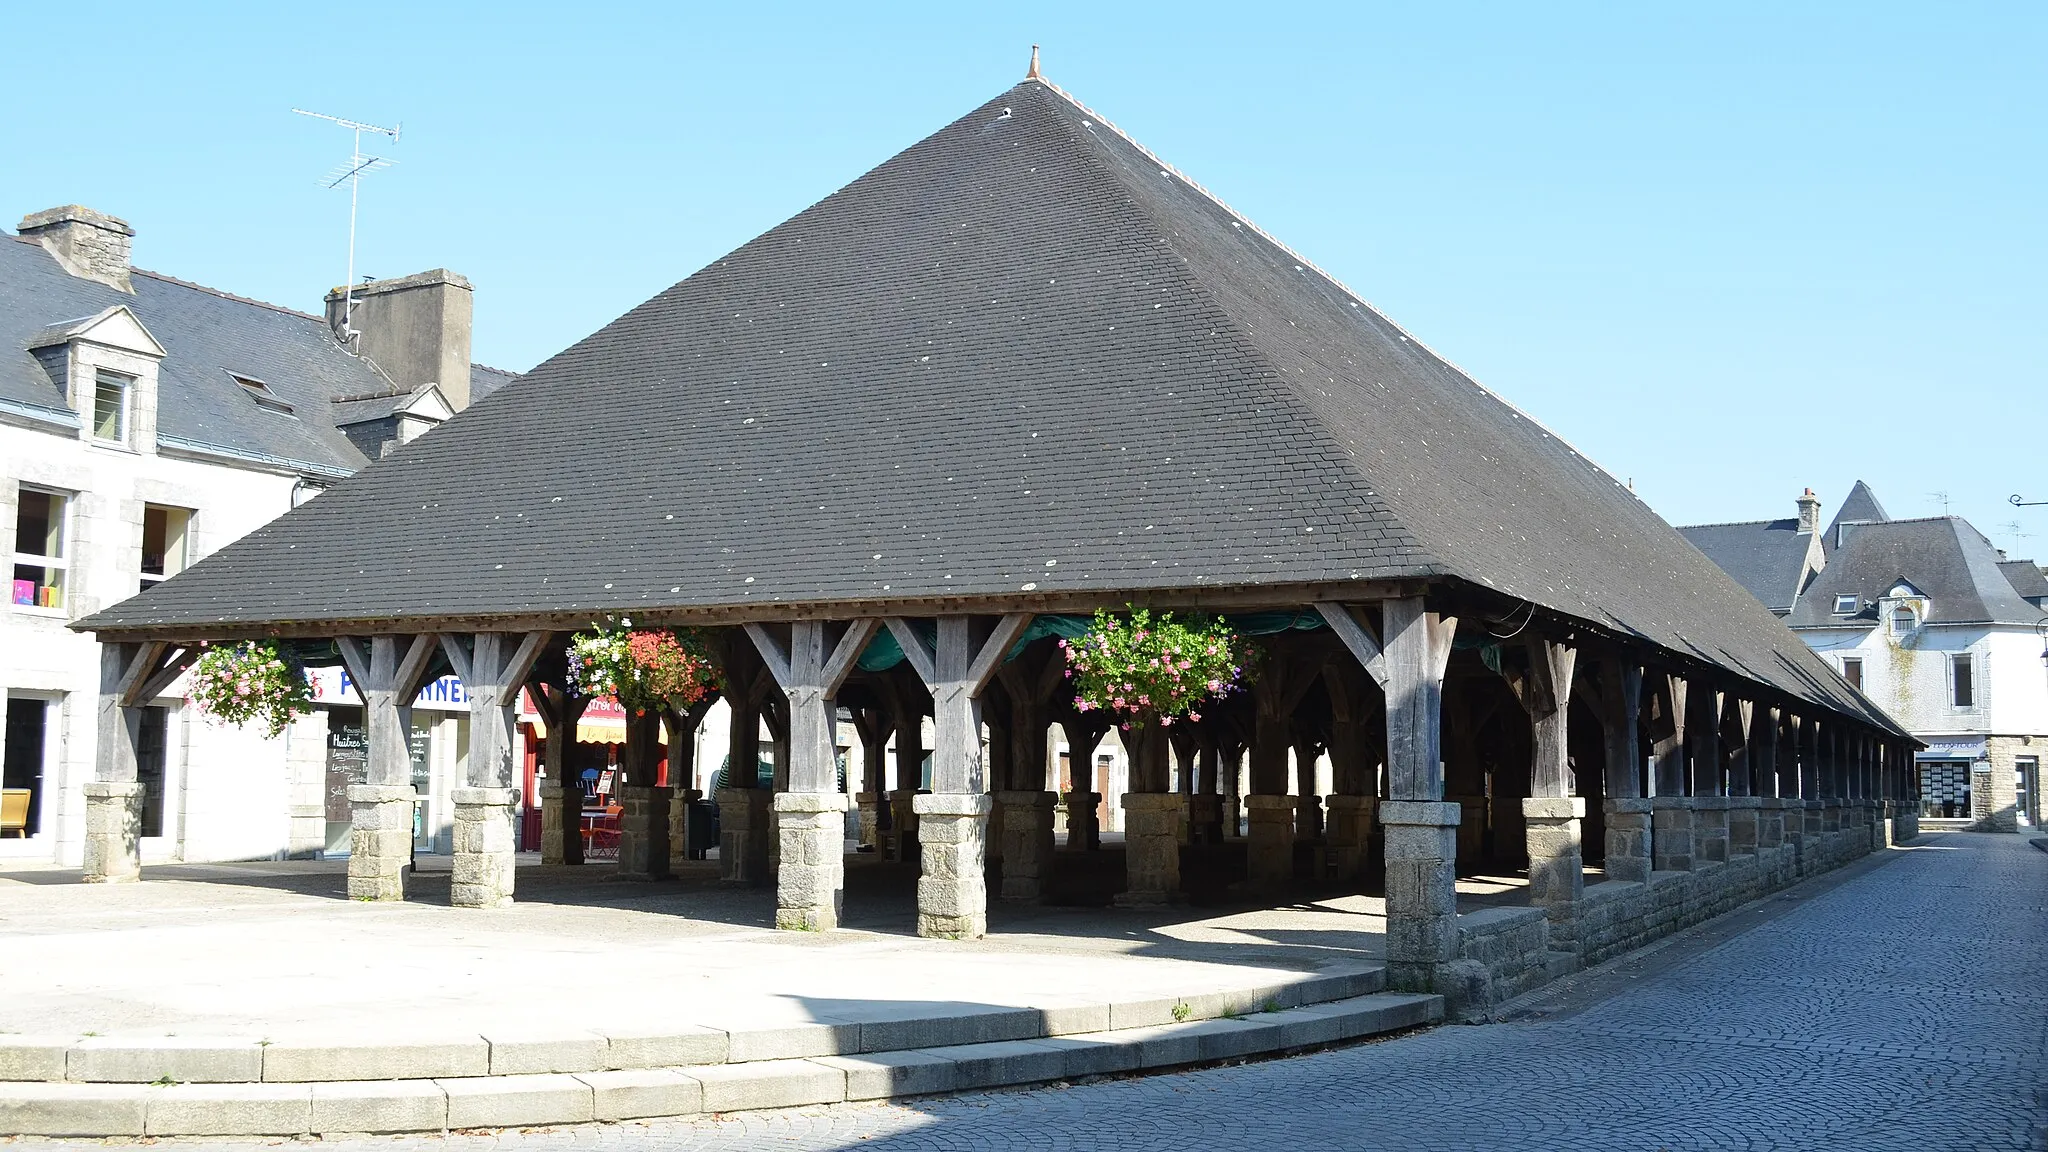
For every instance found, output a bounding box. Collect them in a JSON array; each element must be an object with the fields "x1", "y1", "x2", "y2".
[{"x1": 1440, "y1": 813, "x2": 1901, "y2": 1019}]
